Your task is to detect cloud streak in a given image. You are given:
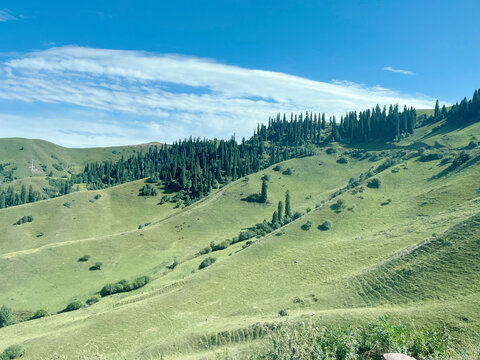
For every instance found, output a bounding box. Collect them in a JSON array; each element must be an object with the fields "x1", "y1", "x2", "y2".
[
  {"x1": 0, "y1": 46, "x2": 433, "y2": 146},
  {"x1": 0, "y1": 9, "x2": 17, "y2": 22},
  {"x1": 383, "y1": 66, "x2": 415, "y2": 75}
]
